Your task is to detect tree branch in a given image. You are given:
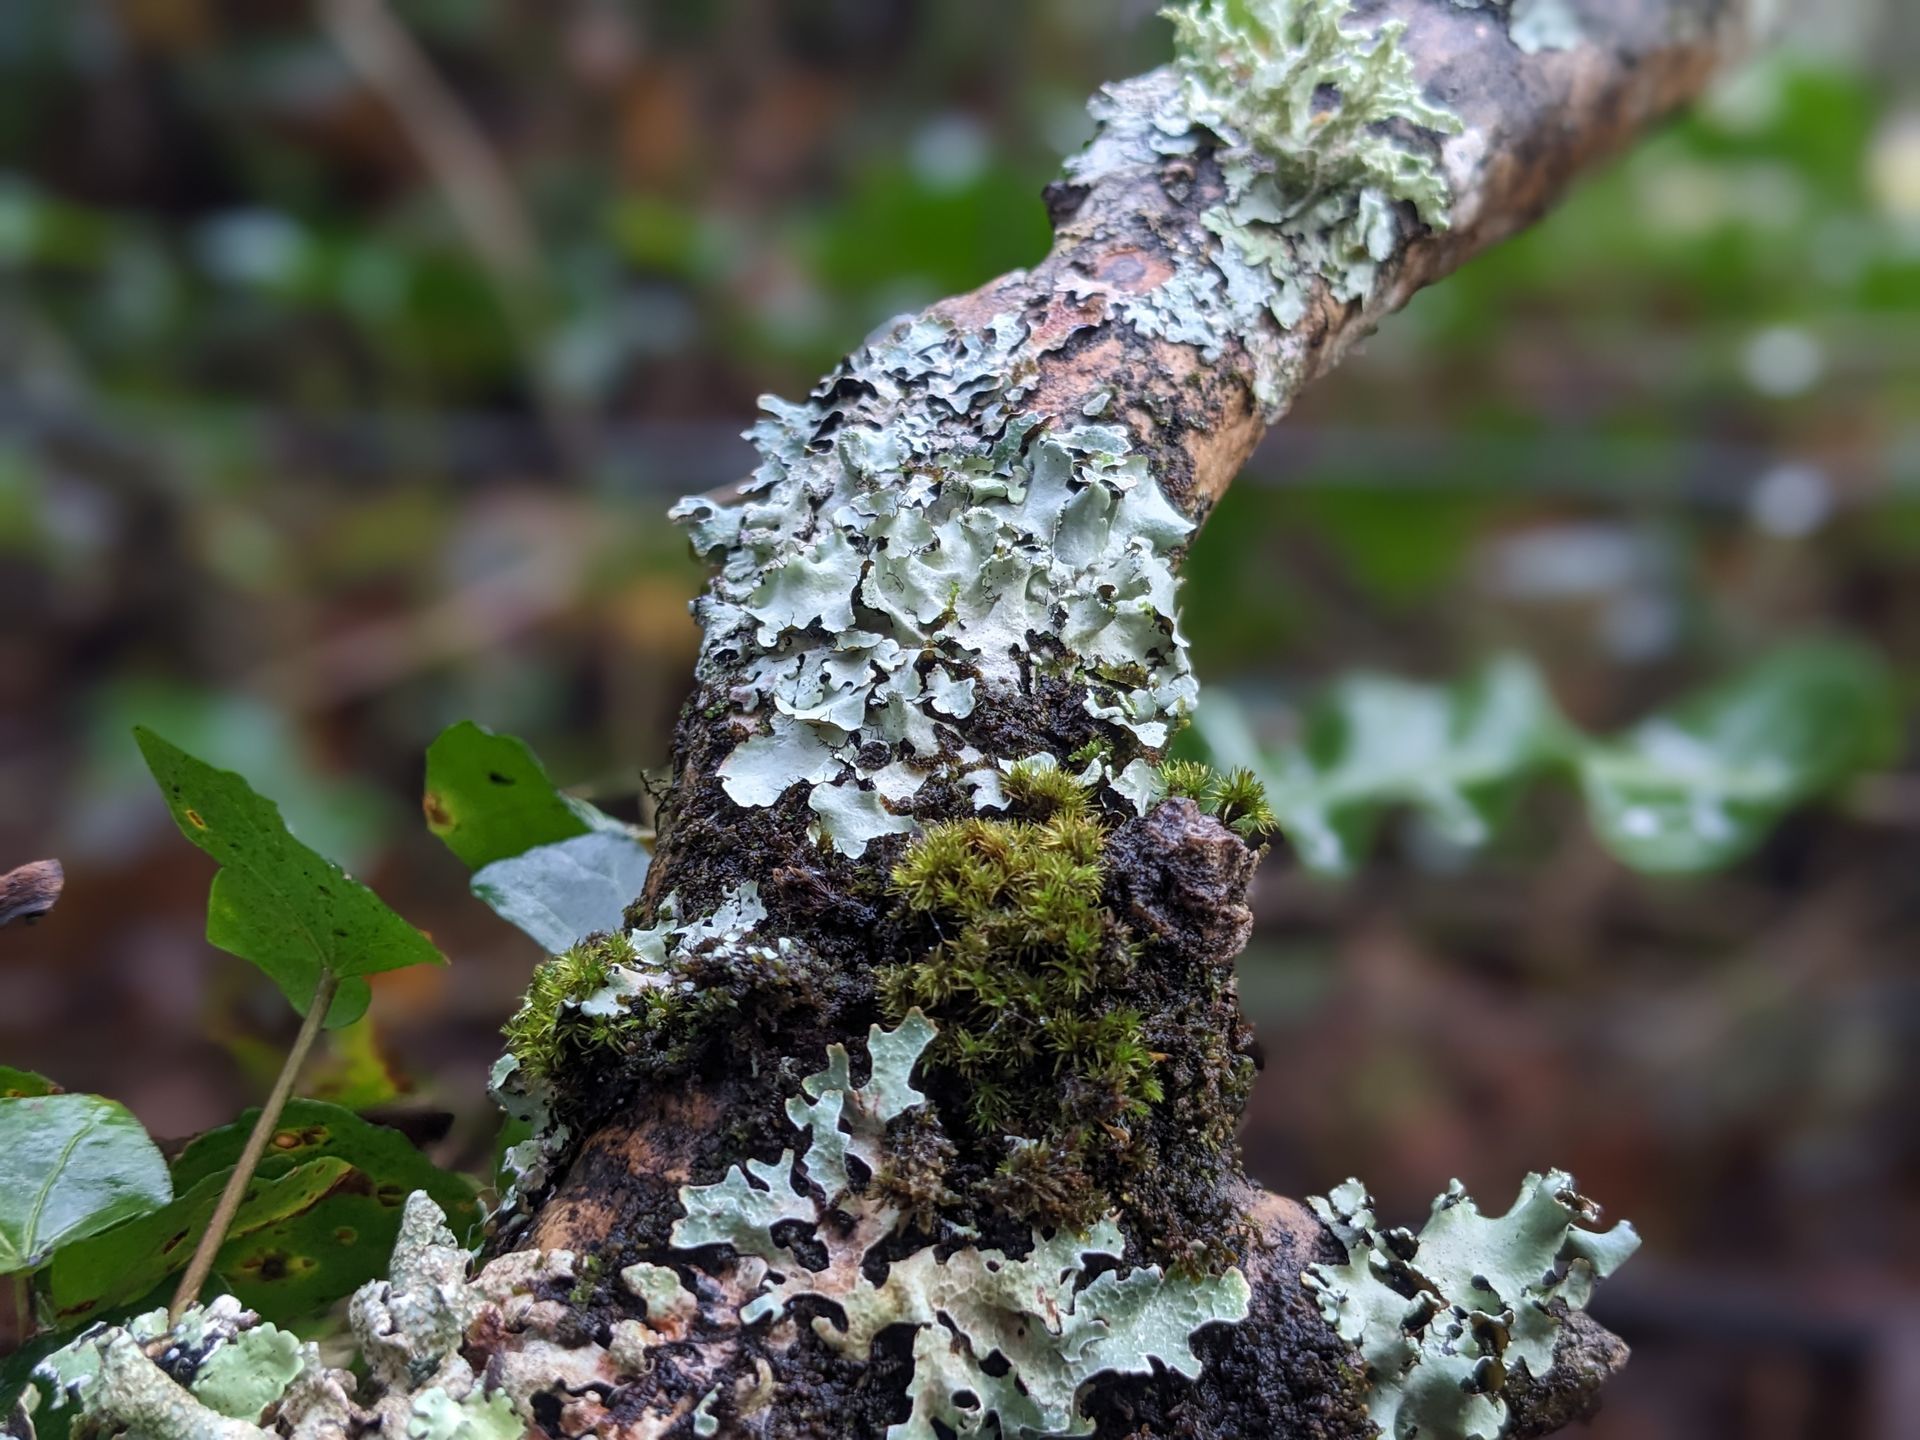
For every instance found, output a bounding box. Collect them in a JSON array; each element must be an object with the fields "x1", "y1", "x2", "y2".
[{"x1": 425, "y1": 3, "x2": 1777, "y2": 1436}]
